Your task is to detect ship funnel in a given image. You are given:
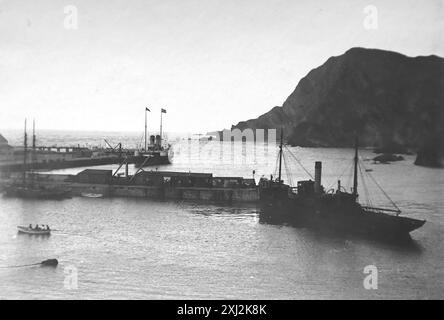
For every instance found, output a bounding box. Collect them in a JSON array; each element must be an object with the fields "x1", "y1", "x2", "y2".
[
  {"x1": 150, "y1": 135, "x2": 155, "y2": 146},
  {"x1": 314, "y1": 161, "x2": 322, "y2": 194},
  {"x1": 155, "y1": 134, "x2": 161, "y2": 146}
]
